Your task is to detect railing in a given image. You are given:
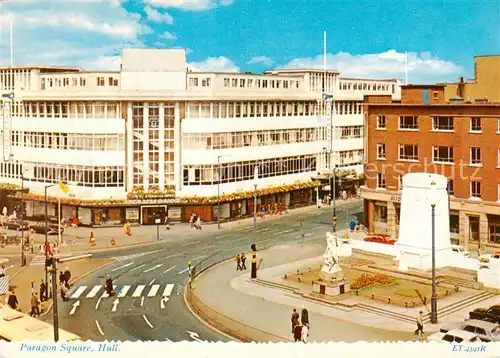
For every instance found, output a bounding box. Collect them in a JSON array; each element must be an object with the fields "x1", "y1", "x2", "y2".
[{"x1": 187, "y1": 250, "x2": 290, "y2": 343}]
